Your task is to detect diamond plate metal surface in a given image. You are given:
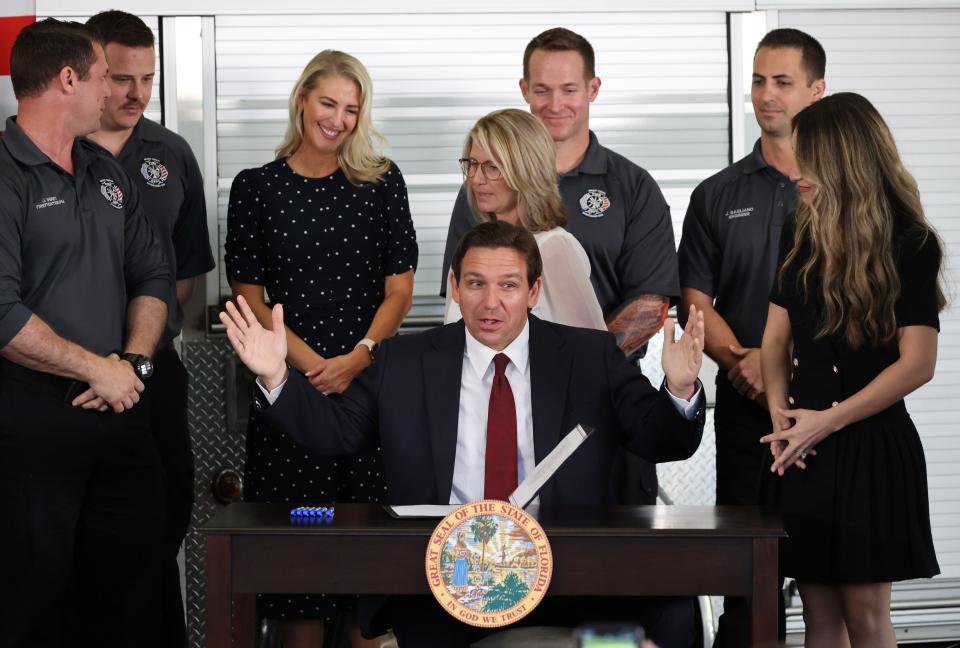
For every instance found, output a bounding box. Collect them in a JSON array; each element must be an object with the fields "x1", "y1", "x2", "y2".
[
  {"x1": 640, "y1": 330, "x2": 718, "y2": 507},
  {"x1": 184, "y1": 339, "x2": 246, "y2": 648},
  {"x1": 659, "y1": 411, "x2": 717, "y2": 506}
]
